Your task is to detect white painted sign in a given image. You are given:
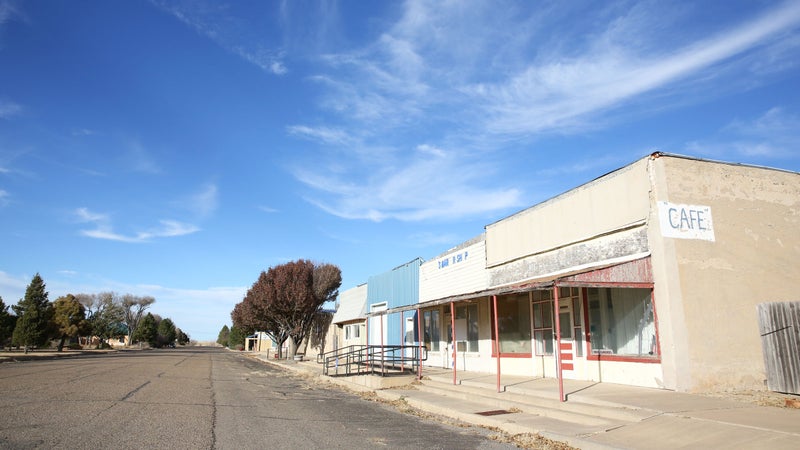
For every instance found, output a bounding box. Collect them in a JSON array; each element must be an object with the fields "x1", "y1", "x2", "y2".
[{"x1": 658, "y1": 201, "x2": 715, "y2": 242}]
